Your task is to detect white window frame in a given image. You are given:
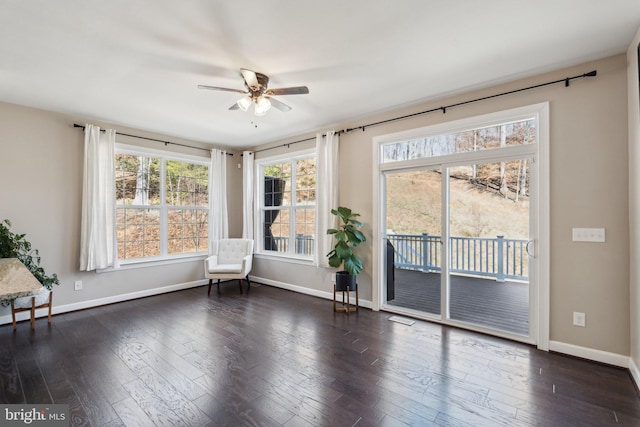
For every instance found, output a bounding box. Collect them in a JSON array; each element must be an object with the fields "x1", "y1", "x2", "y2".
[
  {"x1": 115, "y1": 143, "x2": 210, "y2": 267},
  {"x1": 254, "y1": 148, "x2": 317, "y2": 263}
]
